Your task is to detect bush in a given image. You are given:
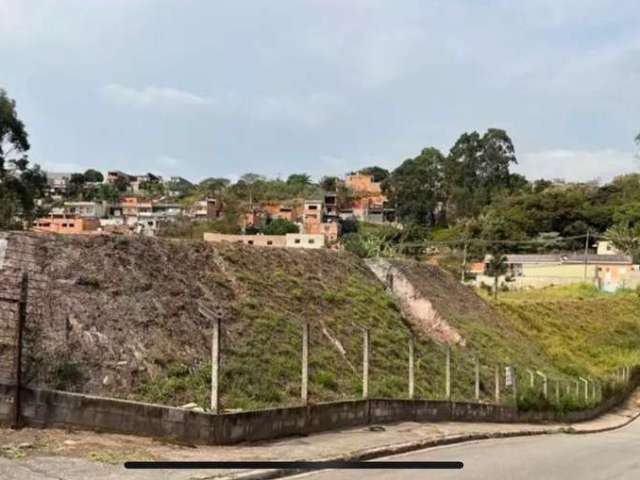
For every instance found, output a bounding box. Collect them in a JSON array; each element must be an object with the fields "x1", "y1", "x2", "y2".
[
  {"x1": 53, "y1": 361, "x2": 85, "y2": 391},
  {"x1": 263, "y1": 218, "x2": 299, "y2": 235}
]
